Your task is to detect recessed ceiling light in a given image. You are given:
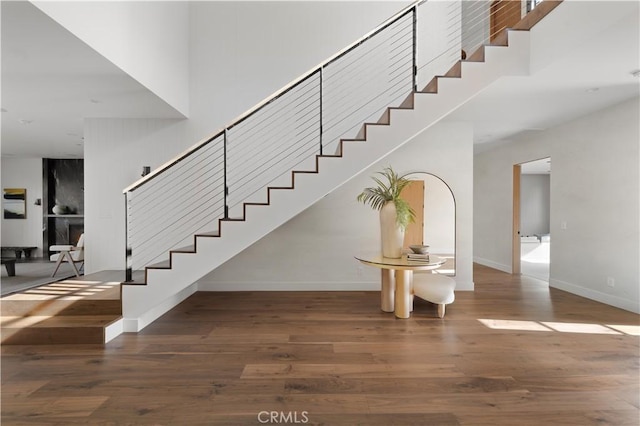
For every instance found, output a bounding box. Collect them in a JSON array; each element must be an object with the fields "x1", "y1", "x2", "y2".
[
  {"x1": 631, "y1": 70, "x2": 640, "y2": 78},
  {"x1": 585, "y1": 87, "x2": 599, "y2": 93}
]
